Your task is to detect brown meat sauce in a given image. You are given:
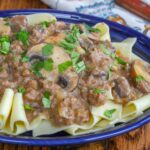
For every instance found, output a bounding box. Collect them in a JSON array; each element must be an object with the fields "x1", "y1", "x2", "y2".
[{"x1": 0, "y1": 15, "x2": 150, "y2": 126}]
